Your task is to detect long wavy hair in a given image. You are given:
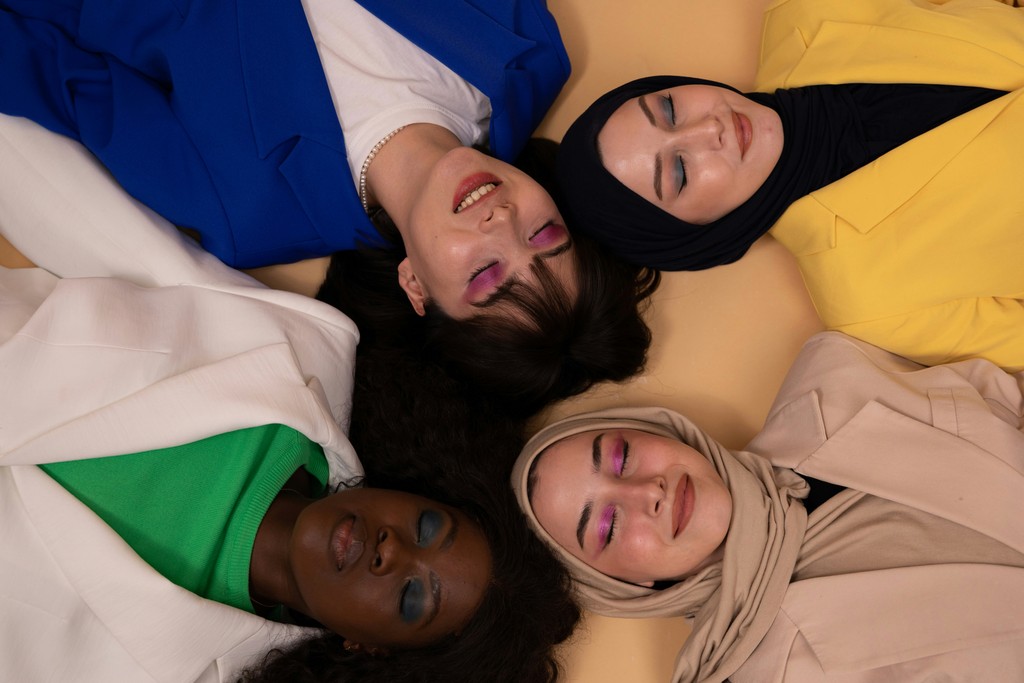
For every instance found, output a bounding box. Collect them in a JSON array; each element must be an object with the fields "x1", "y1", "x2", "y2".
[{"x1": 239, "y1": 326, "x2": 582, "y2": 682}]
